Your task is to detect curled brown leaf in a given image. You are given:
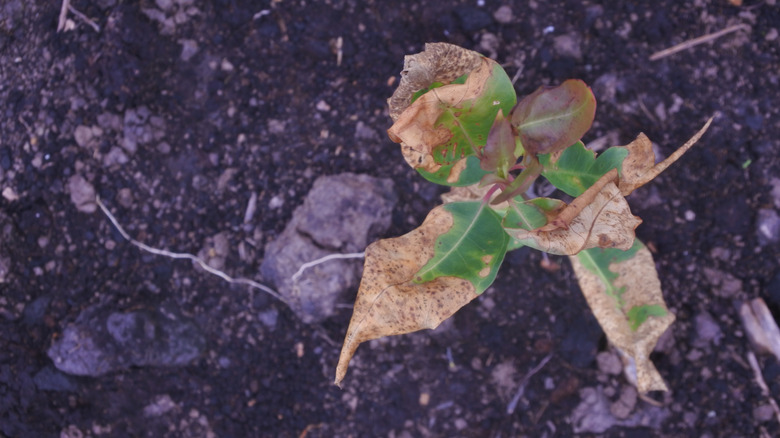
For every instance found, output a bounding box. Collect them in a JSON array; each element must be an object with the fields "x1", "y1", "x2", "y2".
[{"x1": 507, "y1": 181, "x2": 641, "y2": 255}]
